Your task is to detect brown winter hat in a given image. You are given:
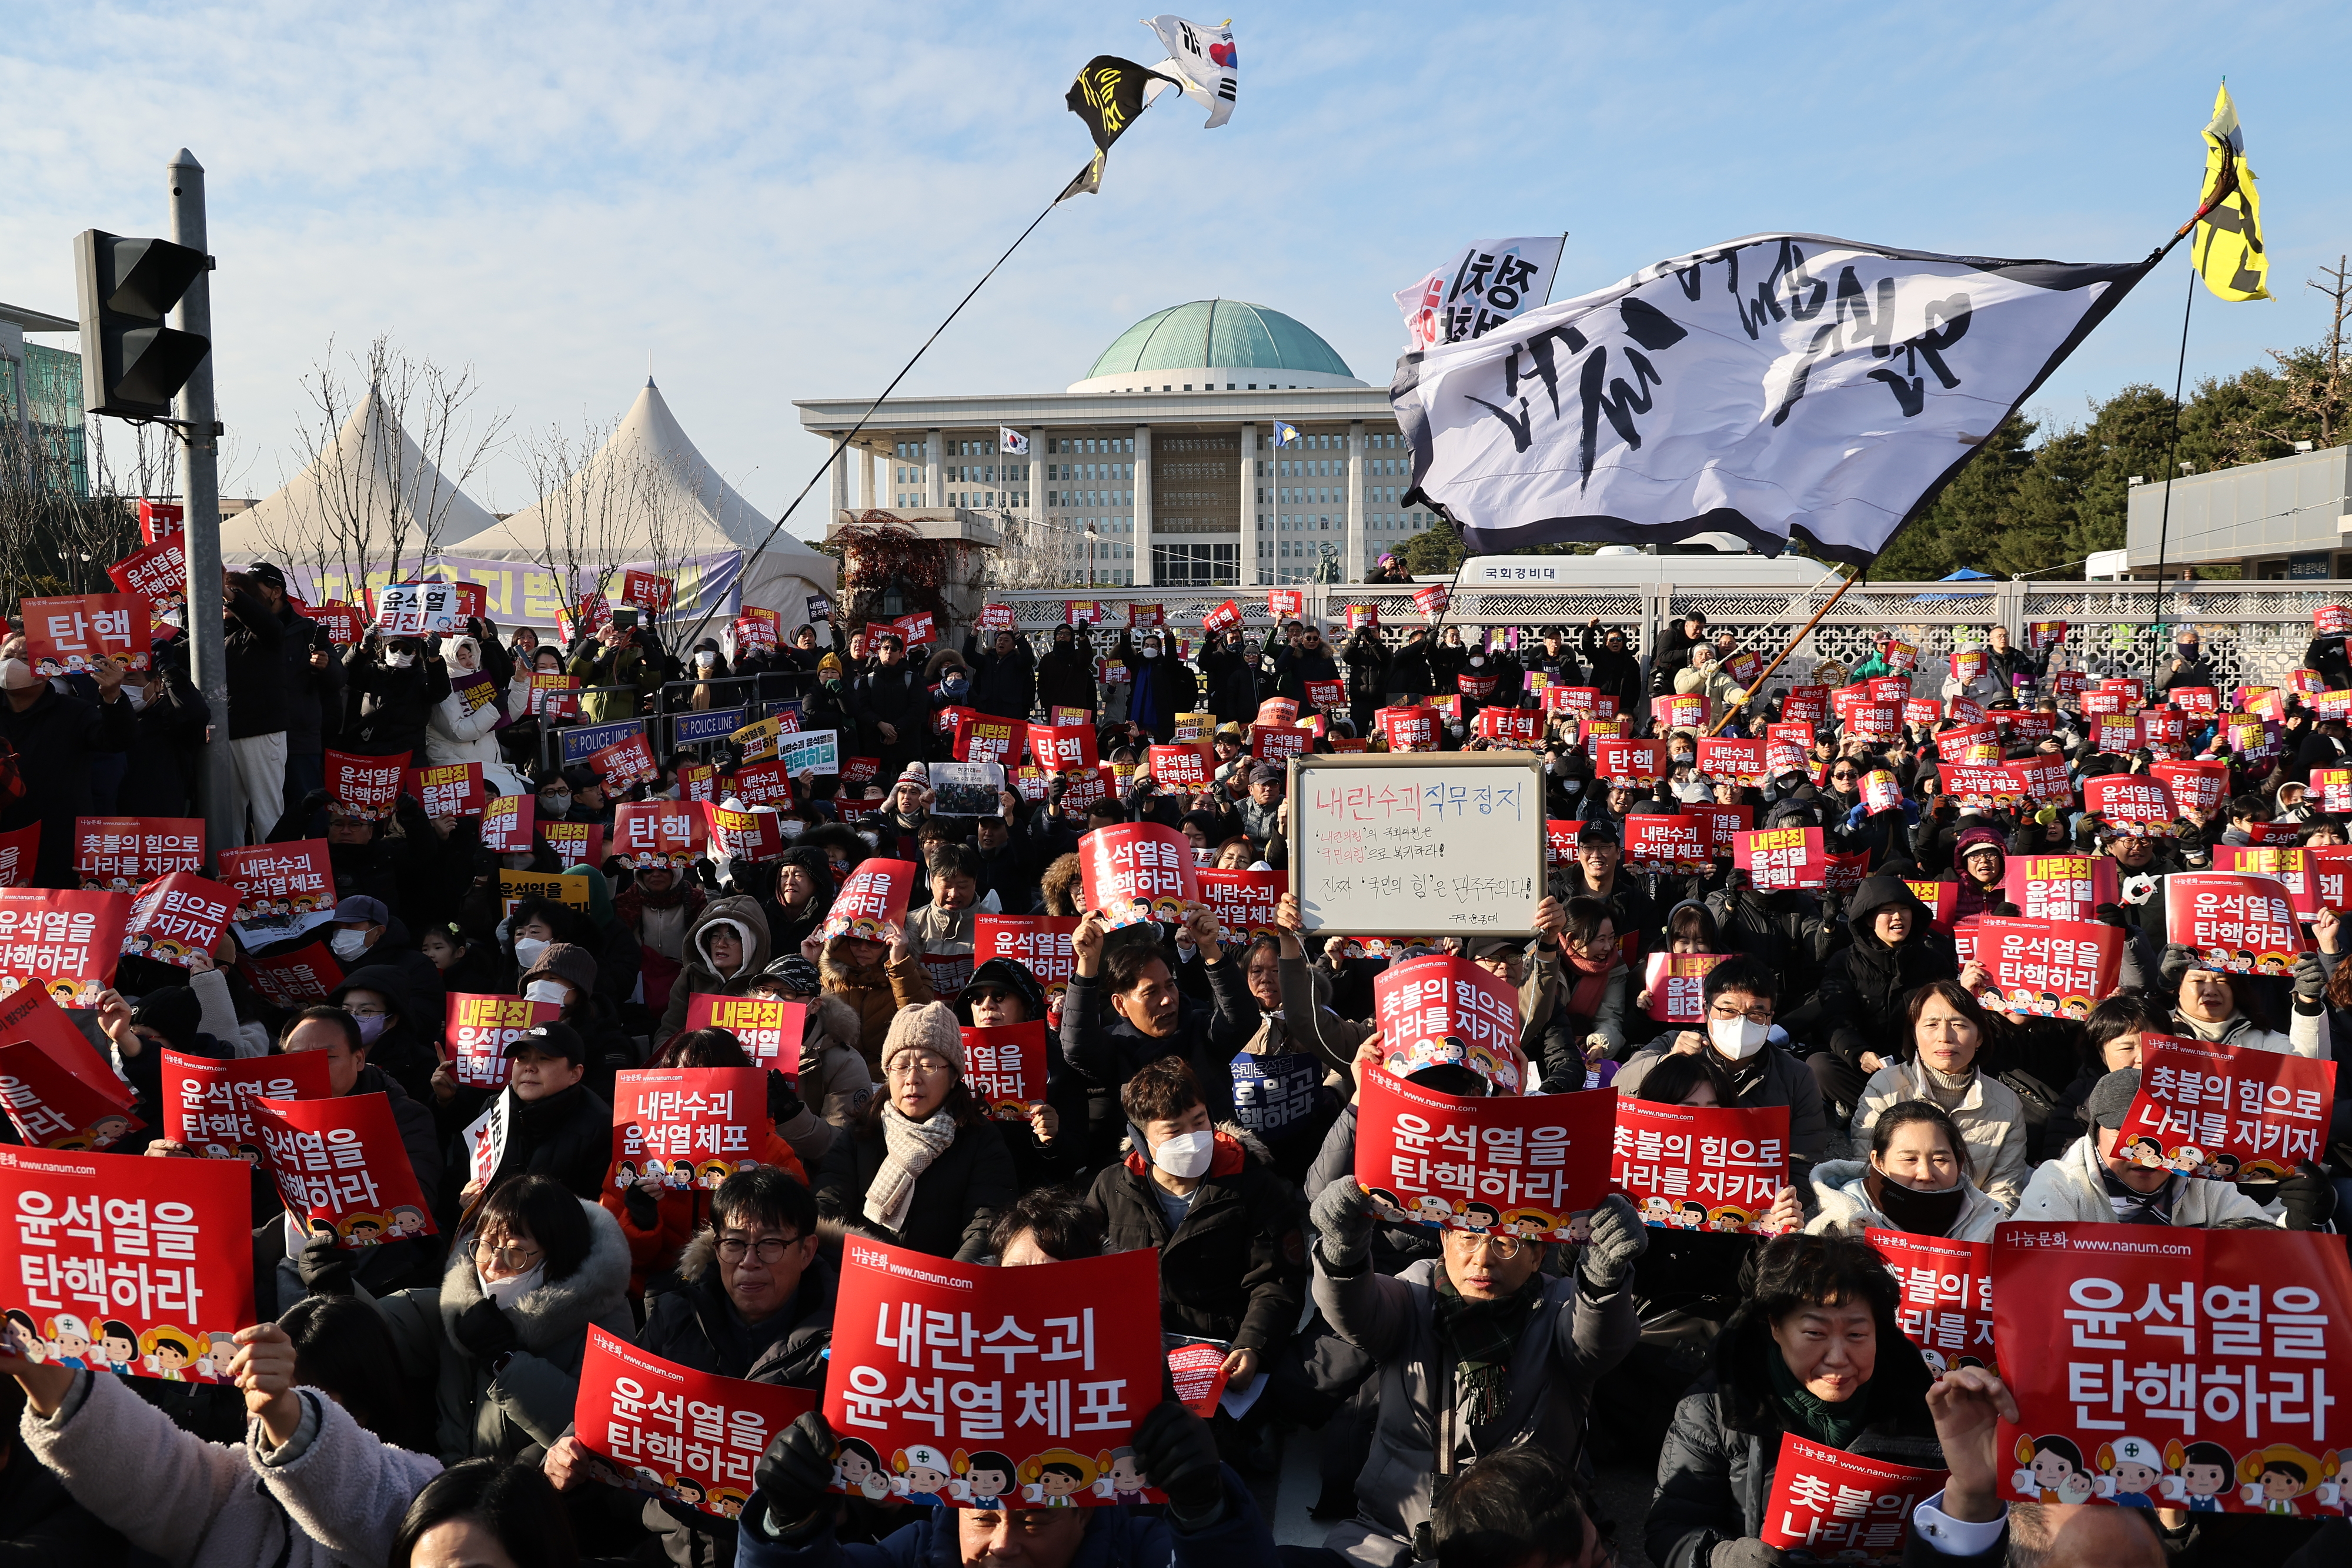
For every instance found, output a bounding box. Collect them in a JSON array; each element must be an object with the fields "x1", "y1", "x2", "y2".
[
  {"x1": 880, "y1": 1001, "x2": 964, "y2": 1076},
  {"x1": 520, "y1": 941, "x2": 599, "y2": 1001}
]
